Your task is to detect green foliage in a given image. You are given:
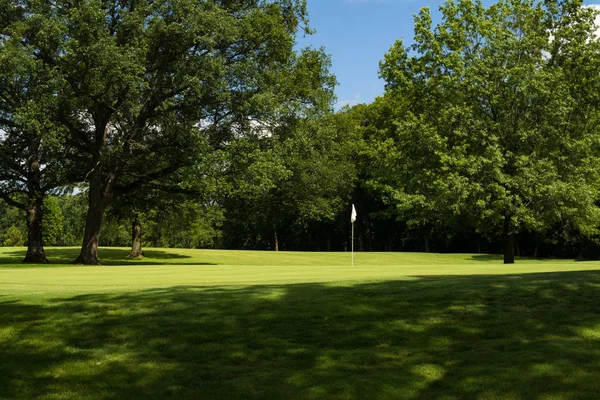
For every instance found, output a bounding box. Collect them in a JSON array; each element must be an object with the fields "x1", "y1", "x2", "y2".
[
  {"x1": 41, "y1": 196, "x2": 63, "y2": 246},
  {"x1": 2, "y1": 225, "x2": 23, "y2": 247},
  {"x1": 99, "y1": 221, "x2": 130, "y2": 247},
  {"x1": 0, "y1": 201, "x2": 25, "y2": 237},
  {"x1": 1, "y1": 0, "x2": 335, "y2": 264},
  {"x1": 146, "y1": 201, "x2": 224, "y2": 249},
  {"x1": 55, "y1": 193, "x2": 87, "y2": 246},
  {"x1": 375, "y1": 0, "x2": 600, "y2": 248},
  {"x1": 222, "y1": 111, "x2": 359, "y2": 249}
]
